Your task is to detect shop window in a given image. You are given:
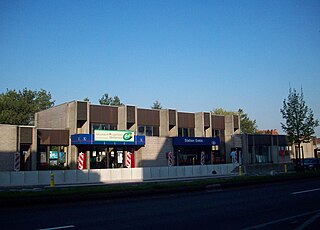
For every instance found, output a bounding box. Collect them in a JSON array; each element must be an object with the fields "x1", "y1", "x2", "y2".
[
  {"x1": 39, "y1": 146, "x2": 68, "y2": 170},
  {"x1": 255, "y1": 145, "x2": 271, "y2": 163}
]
